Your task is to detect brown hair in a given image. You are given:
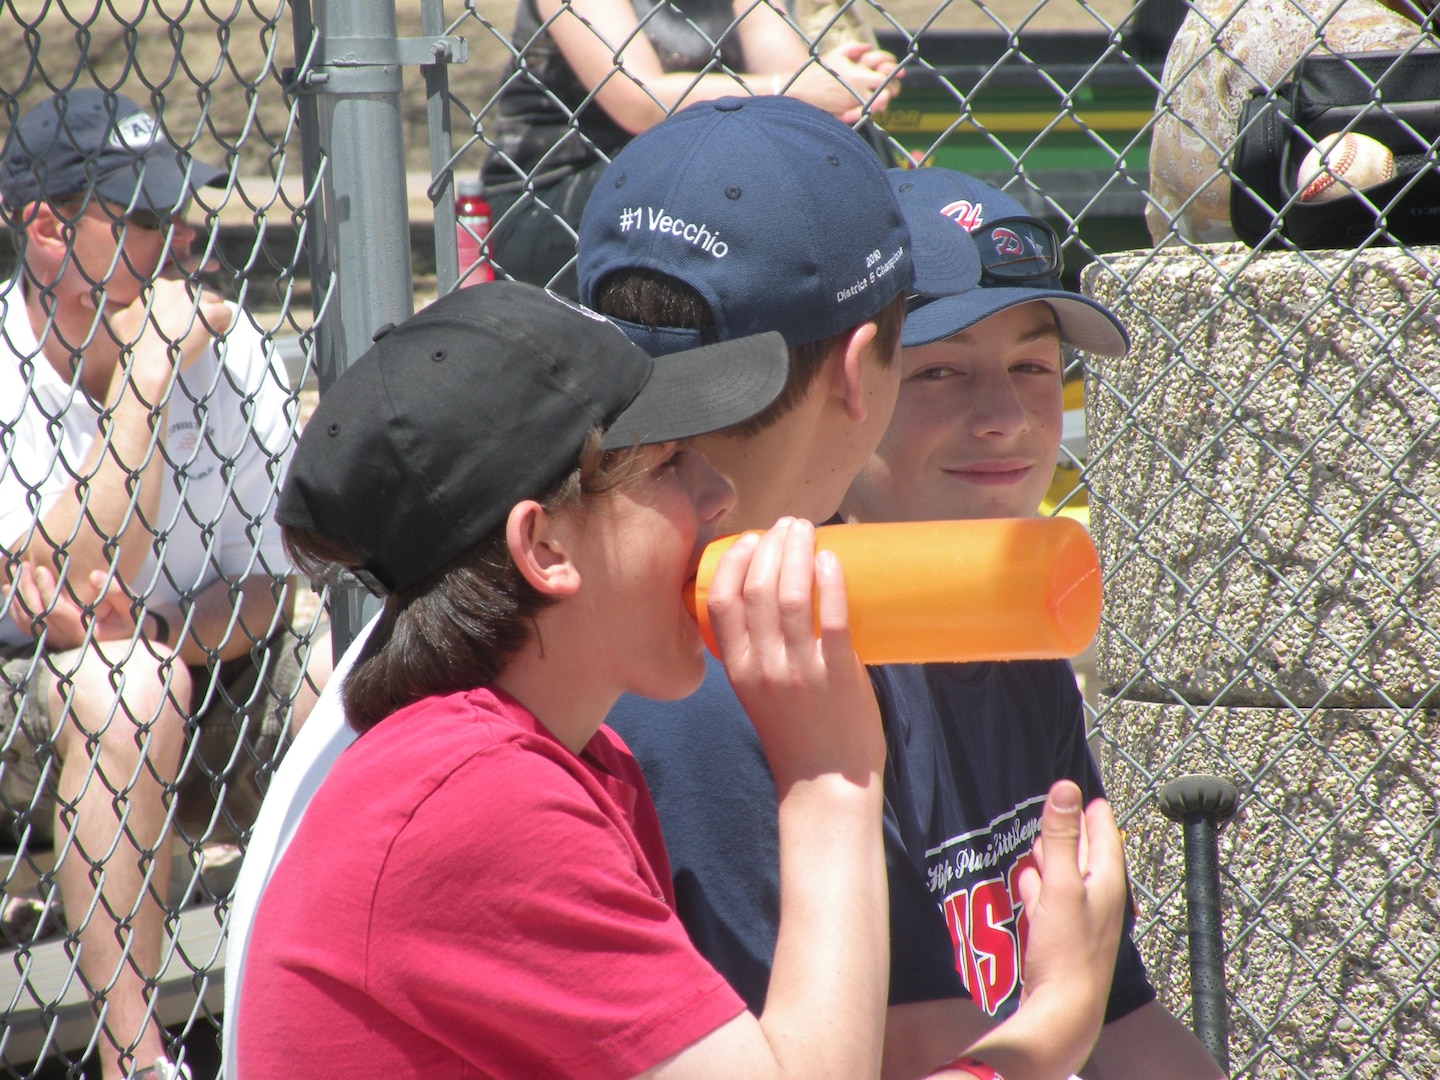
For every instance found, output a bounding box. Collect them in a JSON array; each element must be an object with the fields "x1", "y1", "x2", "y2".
[
  {"x1": 284, "y1": 431, "x2": 632, "y2": 734},
  {"x1": 593, "y1": 268, "x2": 906, "y2": 438}
]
